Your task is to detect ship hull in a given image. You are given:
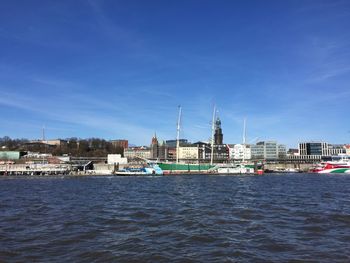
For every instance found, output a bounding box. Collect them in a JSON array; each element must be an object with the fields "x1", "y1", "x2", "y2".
[
  {"x1": 158, "y1": 163, "x2": 214, "y2": 172},
  {"x1": 217, "y1": 167, "x2": 254, "y2": 174},
  {"x1": 317, "y1": 168, "x2": 350, "y2": 174}
]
